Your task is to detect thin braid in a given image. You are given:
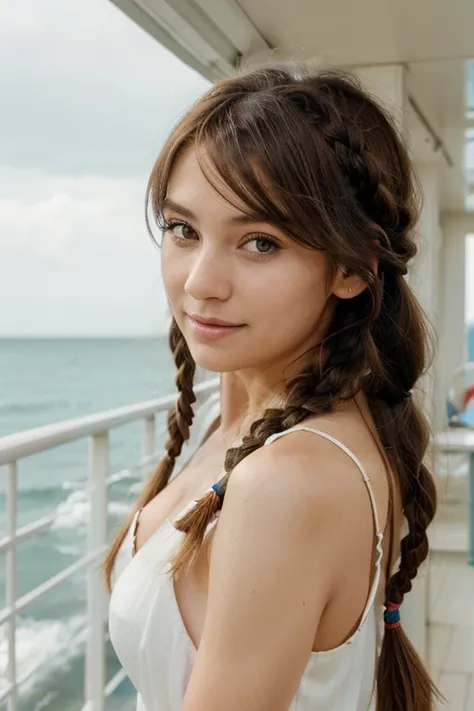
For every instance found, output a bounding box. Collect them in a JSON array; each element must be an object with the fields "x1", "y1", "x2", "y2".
[
  {"x1": 370, "y1": 396, "x2": 438, "y2": 711},
  {"x1": 103, "y1": 319, "x2": 196, "y2": 591},
  {"x1": 386, "y1": 460, "x2": 433, "y2": 605},
  {"x1": 142, "y1": 319, "x2": 196, "y2": 502},
  {"x1": 377, "y1": 399, "x2": 435, "y2": 603}
]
